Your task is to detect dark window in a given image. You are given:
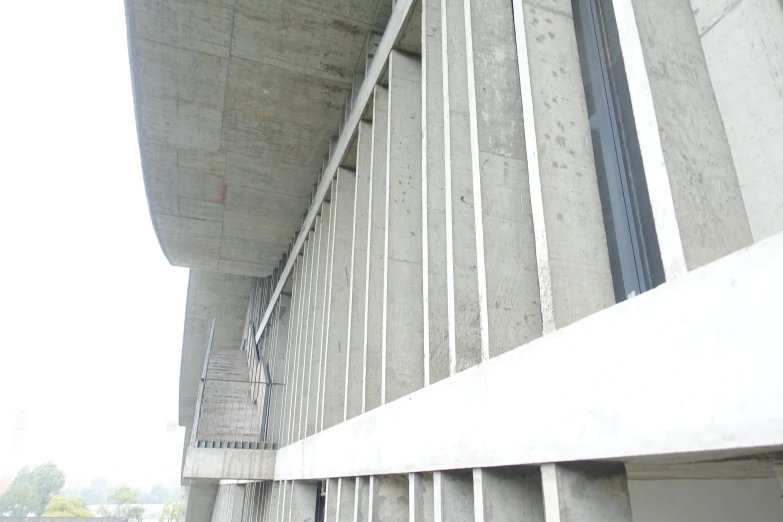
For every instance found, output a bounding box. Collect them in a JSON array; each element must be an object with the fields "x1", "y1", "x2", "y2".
[{"x1": 572, "y1": 0, "x2": 665, "y2": 302}]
